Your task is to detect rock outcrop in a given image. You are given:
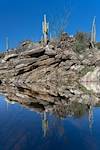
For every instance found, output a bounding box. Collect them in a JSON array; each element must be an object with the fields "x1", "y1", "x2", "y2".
[{"x1": 0, "y1": 36, "x2": 100, "y2": 110}]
